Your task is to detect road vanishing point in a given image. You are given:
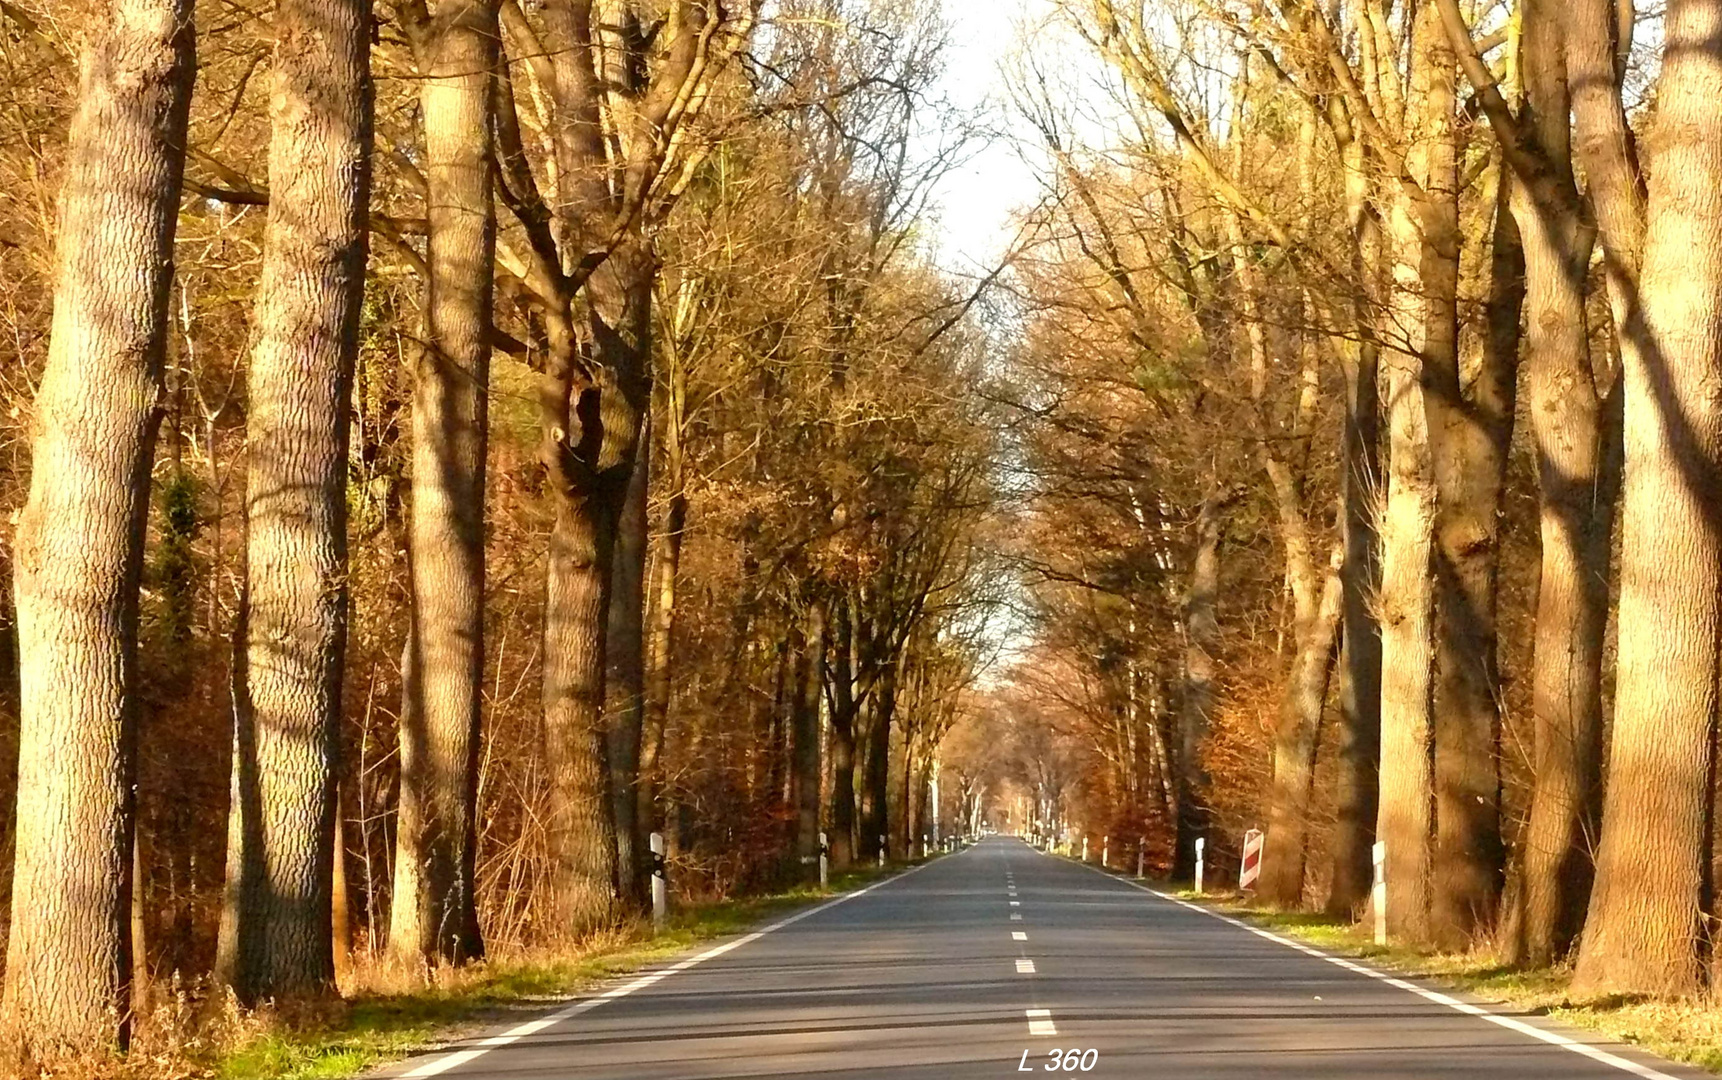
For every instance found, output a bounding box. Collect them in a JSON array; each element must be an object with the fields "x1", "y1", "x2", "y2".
[{"x1": 379, "y1": 837, "x2": 1699, "y2": 1079}]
